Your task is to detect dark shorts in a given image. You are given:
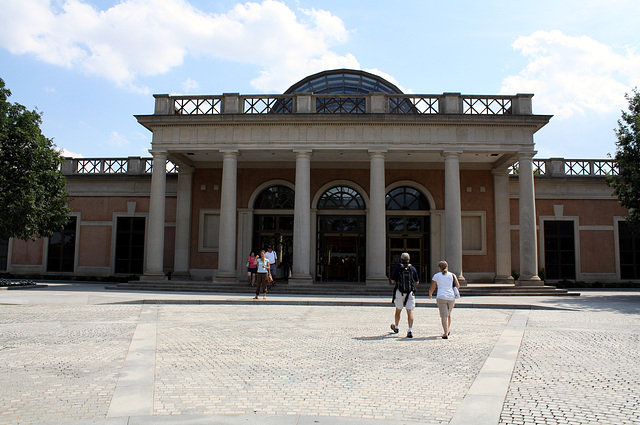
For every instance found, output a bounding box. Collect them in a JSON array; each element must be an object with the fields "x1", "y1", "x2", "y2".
[{"x1": 248, "y1": 268, "x2": 257, "y2": 274}]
